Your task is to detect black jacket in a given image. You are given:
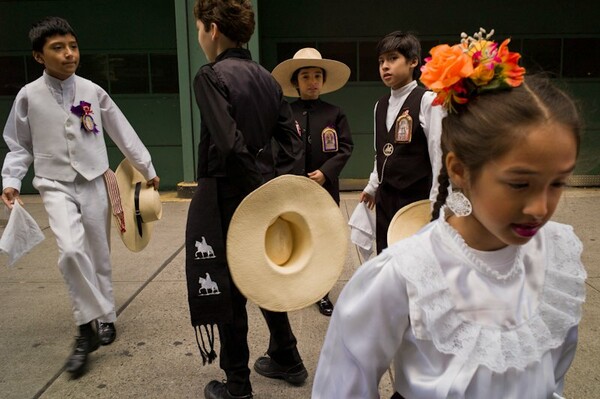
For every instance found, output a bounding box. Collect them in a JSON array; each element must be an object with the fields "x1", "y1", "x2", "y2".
[
  {"x1": 291, "y1": 98, "x2": 353, "y2": 204},
  {"x1": 193, "y1": 48, "x2": 303, "y2": 194}
]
